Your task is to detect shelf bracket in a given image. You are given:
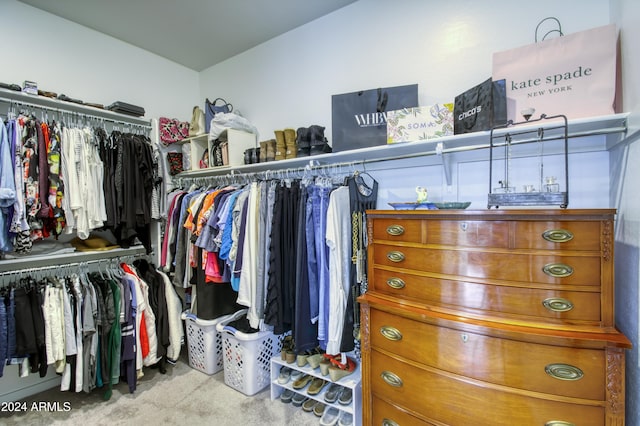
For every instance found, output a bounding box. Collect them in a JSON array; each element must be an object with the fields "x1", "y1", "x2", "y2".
[{"x1": 436, "y1": 142, "x2": 452, "y2": 186}]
